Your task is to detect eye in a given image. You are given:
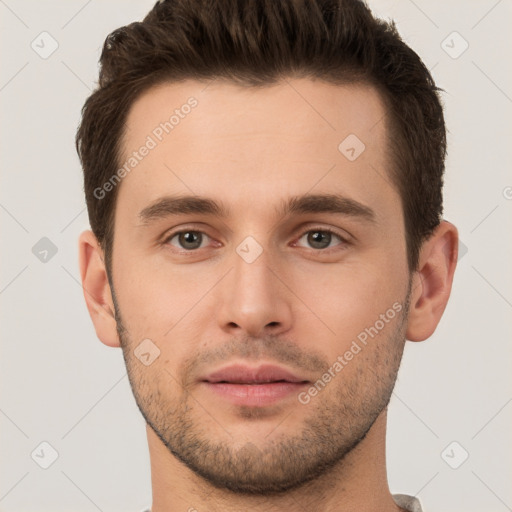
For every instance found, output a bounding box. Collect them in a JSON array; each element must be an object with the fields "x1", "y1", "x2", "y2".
[
  {"x1": 295, "y1": 228, "x2": 348, "y2": 250},
  {"x1": 165, "y1": 230, "x2": 211, "y2": 250},
  {"x1": 162, "y1": 227, "x2": 349, "y2": 253}
]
